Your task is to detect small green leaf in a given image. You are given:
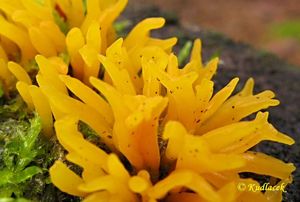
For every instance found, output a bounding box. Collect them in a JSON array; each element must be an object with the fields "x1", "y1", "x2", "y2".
[
  {"x1": 53, "y1": 10, "x2": 69, "y2": 34},
  {"x1": 0, "y1": 198, "x2": 31, "y2": 202},
  {"x1": 0, "y1": 185, "x2": 15, "y2": 198},
  {"x1": 83, "y1": 0, "x2": 87, "y2": 14},
  {"x1": 114, "y1": 20, "x2": 132, "y2": 36},
  {"x1": 23, "y1": 115, "x2": 42, "y2": 150},
  {"x1": 209, "y1": 50, "x2": 221, "y2": 61},
  {"x1": 178, "y1": 40, "x2": 192, "y2": 66},
  {"x1": 16, "y1": 115, "x2": 42, "y2": 171},
  {"x1": 13, "y1": 166, "x2": 42, "y2": 184},
  {"x1": 16, "y1": 151, "x2": 38, "y2": 172},
  {"x1": 0, "y1": 169, "x2": 13, "y2": 186},
  {"x1": 59, "y1": 52, "x2": 70, "y2": 66}
]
